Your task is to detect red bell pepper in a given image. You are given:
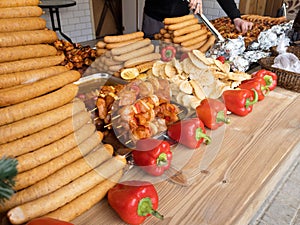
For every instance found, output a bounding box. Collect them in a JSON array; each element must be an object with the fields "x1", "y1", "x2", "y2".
[
  {"x1": 161, "y1": 45, "x2": 176, "y2": 62},
  {"x1": 167, "y1": 118, "x2": 211, "y2": 149},
  {"x1": 239, "y1": 77, "x2": 269, "y2": 101},
  {"x1": 132, "y1": 138, "x2": 172, "y2": 176},
  {"x1": 26, "y1": 218, "x2": 74, "y2": 225},
  {"x1": 196, "y1": 98, "x2": 230, "y2": 130},
  {"x1": 253, "y1": 69, "x2": 277, "y2": 91},
  {"x1": 222, "y1": 89, "x2": 258, "y2": 116},
  {"x1": 107, "y1": 180, "x2": 164, "y2": 225}
]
